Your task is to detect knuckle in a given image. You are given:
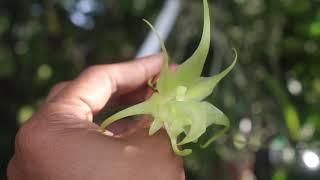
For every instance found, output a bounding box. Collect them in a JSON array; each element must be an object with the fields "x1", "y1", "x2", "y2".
[
  {"x1": 7, "y1": 156, "x2": 19, "y2": 179},
  {"x1": 85, "y1": 65, "x2": 104, "y2": 73},
  {"x1": 10, "y1": 118, "x2": 50, "y2": 178},
  {"x1": 50, "y1": 81, "x2": 69, "y2": 92},
  {"x1": 136, "y1": 62, "x2": 148, "y2": 77},
  {"x1": 15, "y1": 123, "x2": 34, "y2": 151},
  {"x1": 14, "y1": 120, "x2": 44, "y2": 154},
  {"x1": 47, "y1": 82, "x2": 70, "y2": 99}
]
